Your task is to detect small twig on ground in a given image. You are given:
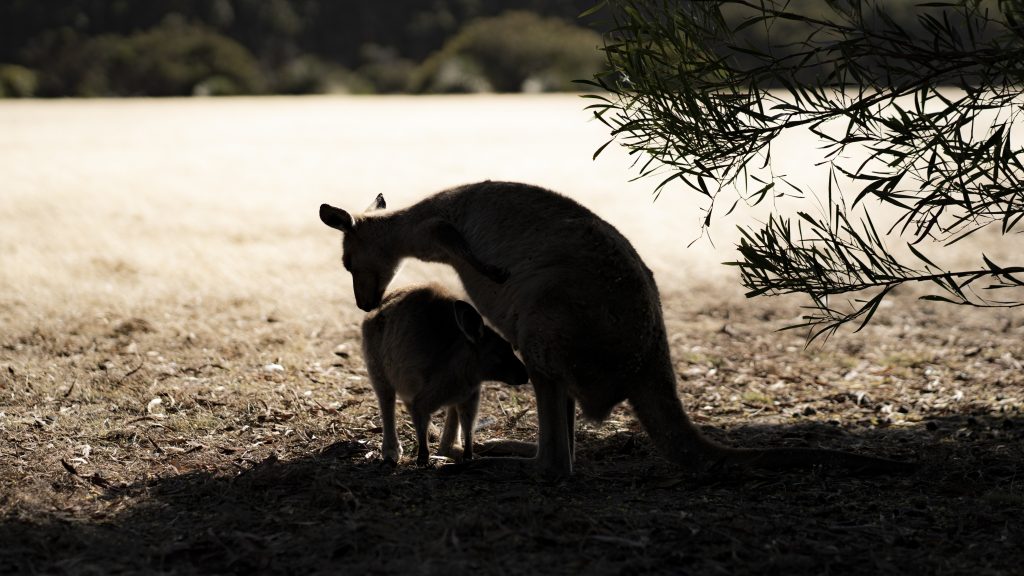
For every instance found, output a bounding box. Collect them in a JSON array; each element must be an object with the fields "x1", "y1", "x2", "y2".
[
  {"x1": 116, "y1": 356, "x2": 145, "y2": 384},
  {"x1": 60, "y1": 458, "x2": 78, "y2": 476},
  {"x1": 147, "y1": 434, "x2": 164, "y2": 454},
  {"x1": 588, "y1": 534, "x2": 648, "y2": 549},
  {"x1": 506, "y1": 407, "x2": 533, "y2": 428},
  {"x1": 126, "y1": 415, "x2": 166, "y2": 429},
  {"x1": 61, "y1": 458, "x2": 110, "y2": 491},
  {"x1": 183, "y1": 443, "x2": 204, "y2": 455}
]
